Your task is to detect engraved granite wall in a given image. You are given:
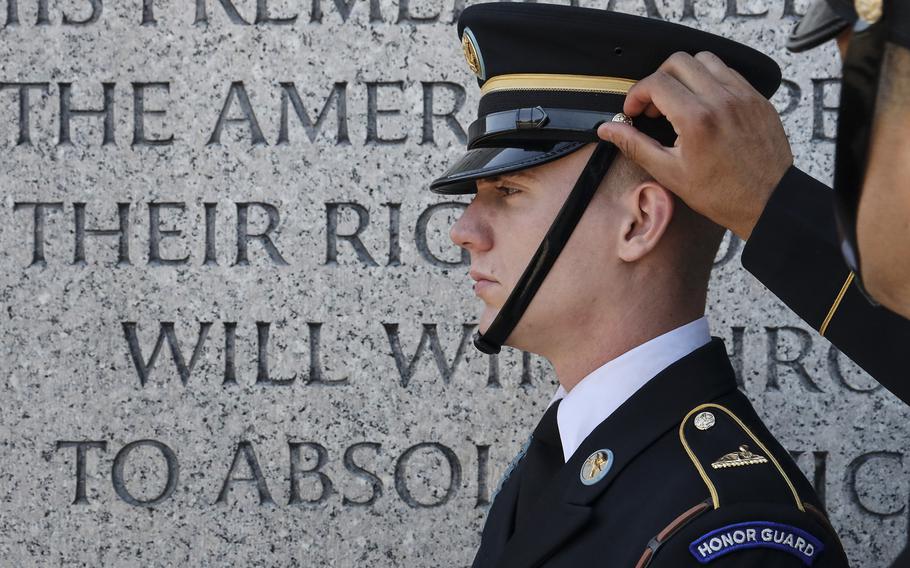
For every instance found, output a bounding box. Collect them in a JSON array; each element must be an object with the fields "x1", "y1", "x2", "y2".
[{"x1": 0, "y1": 0, "x2": 907, "y2": 566}]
